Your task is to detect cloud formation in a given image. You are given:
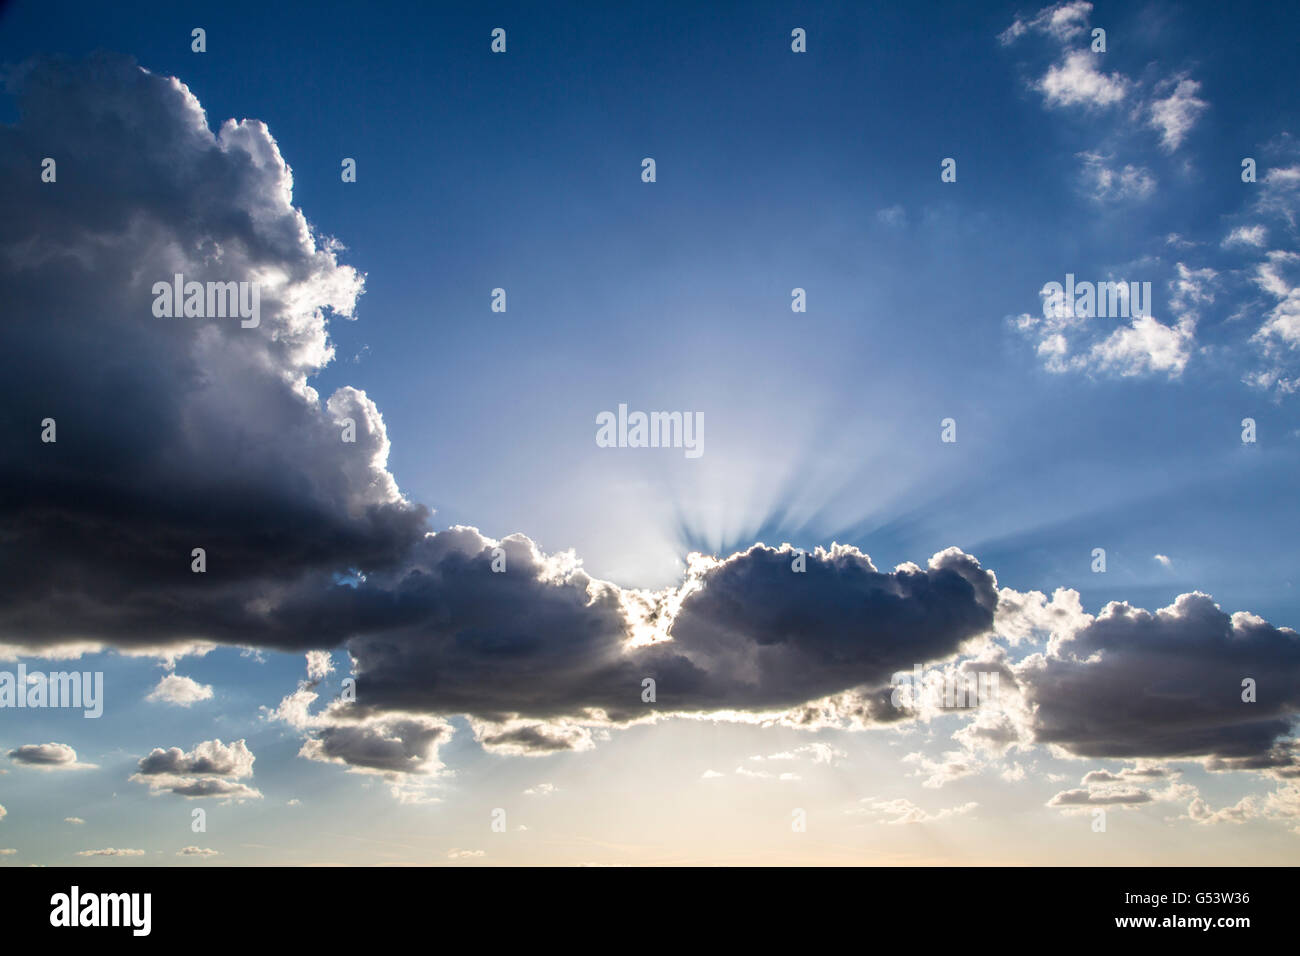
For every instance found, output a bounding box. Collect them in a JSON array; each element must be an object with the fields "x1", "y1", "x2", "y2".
[{"x1": 7, "y1": 742, "x2": 94, "y2": 770}]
